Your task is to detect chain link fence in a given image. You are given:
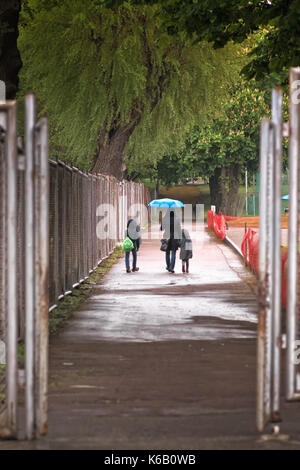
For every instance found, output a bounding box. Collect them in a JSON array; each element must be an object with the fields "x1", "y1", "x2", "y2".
[
  {"x1": 0, "y1": 148, "x2": 150, "y2": 348},
  {"x1": 48, "y1": 160, "x2": 150, "y2": 311}
]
